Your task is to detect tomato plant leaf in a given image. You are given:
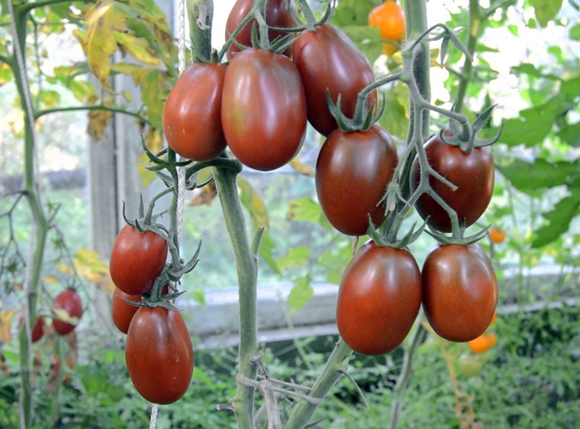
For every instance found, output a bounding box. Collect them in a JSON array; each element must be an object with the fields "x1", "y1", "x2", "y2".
[
  {"x1": 278, "y1": 246, "x2": 311, "y2": 271},
  {"x1": 140, "y1": 69, "x2": 165, "y2": 129},
  {"x1": 287, "y1": 197, "x2": 325, "y2": 224},
  {"x1": 238, "y1": 177, "x2": 269, "y2": 229},
  {"x1": 379, "y1": 82, "x2": 410, "y2": 139},
  {"x1": 331, "y1": 0, "x2": 376, "y2": 27},
  {"x1": 530, "y1": 0, "x2": 563, "y2": 27},
  {"x1": 288, "y1": 277, "x2": 313, "y2": 311},
  {"x1": 87, "y1": 108, "x2": 113, "y2": 141},
  {"x1": 340, "y1": 25, "x2": 382, "y2": 66},
  {"x1": 497, "y1": 159, "x2": 580, "y2": 195},
  {"x1": 258, "y1": 230, "x2": 281, "y2": 275},
  {"x1": 557, "y1": 122, "x2": 580, "y2": 147},
  {"x1": 532, "y1": 185, "x2": 580, "y2": 248},
  {"x1": 112, "y1": 32, "x2": 162, "y2": 66},
  {"x1": 571, "y1": 23, "x2": 580, "y2": 41}
]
